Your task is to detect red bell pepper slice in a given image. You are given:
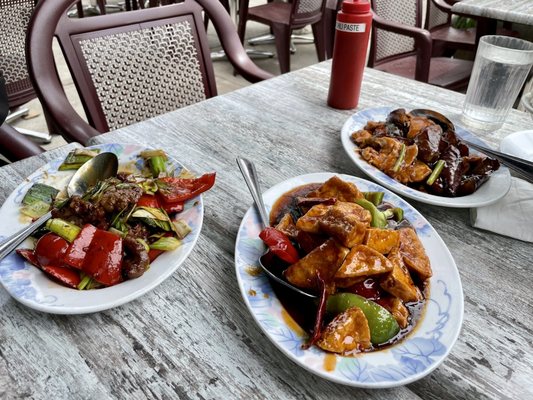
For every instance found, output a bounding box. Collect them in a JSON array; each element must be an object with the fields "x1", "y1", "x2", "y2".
[
  {"x1": 17, "y1": 242, "x2": 81, "y2": 289},
  {"x1": 156, "y1": 172, "x2": 216, "y2": 203},
  {"x1": 259, "y1": 227, "x2": 300, "y2": 264},
  {"x1": 63, "y1": 224, "x2": 97, "y2": 269},
  {"x1": 82, "y1": 229, "x2": 123, "y2": 286},
  {"x1": 137, "y1": 194, "x2": 160, "y2": 209},
  {"x1": 42, "y1": 265, "x2": 81, "y2": 289},
  {"x1": 158, "y1": 197, "x2": 184, "y2": 214},
  {"x1": 139, "y1": 192, "x2": 183, "y2": 214},
  {"x1": 34, "y1": 233, "x2": 69, "y2": 268},
  {"x1": 148, "y1": 248, "x2": 164, "y2": 262},
  {"x1": 16, "y1": 248, "x2": 40, "y2": 267}
]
